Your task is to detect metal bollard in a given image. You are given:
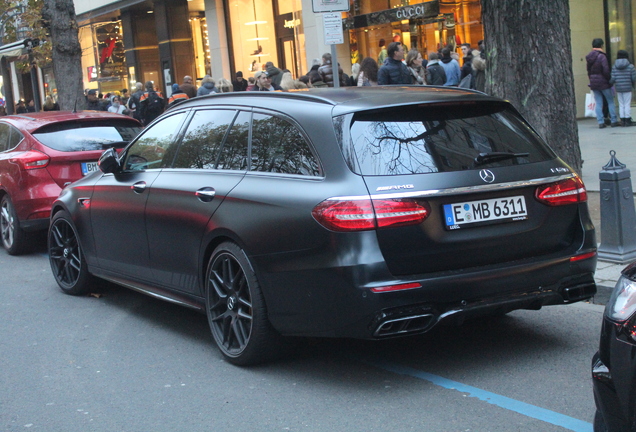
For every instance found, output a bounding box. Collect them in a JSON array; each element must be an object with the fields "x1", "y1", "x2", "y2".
[{"x1": 598, "y1": 150, "x2": 636, "y2": 263}]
